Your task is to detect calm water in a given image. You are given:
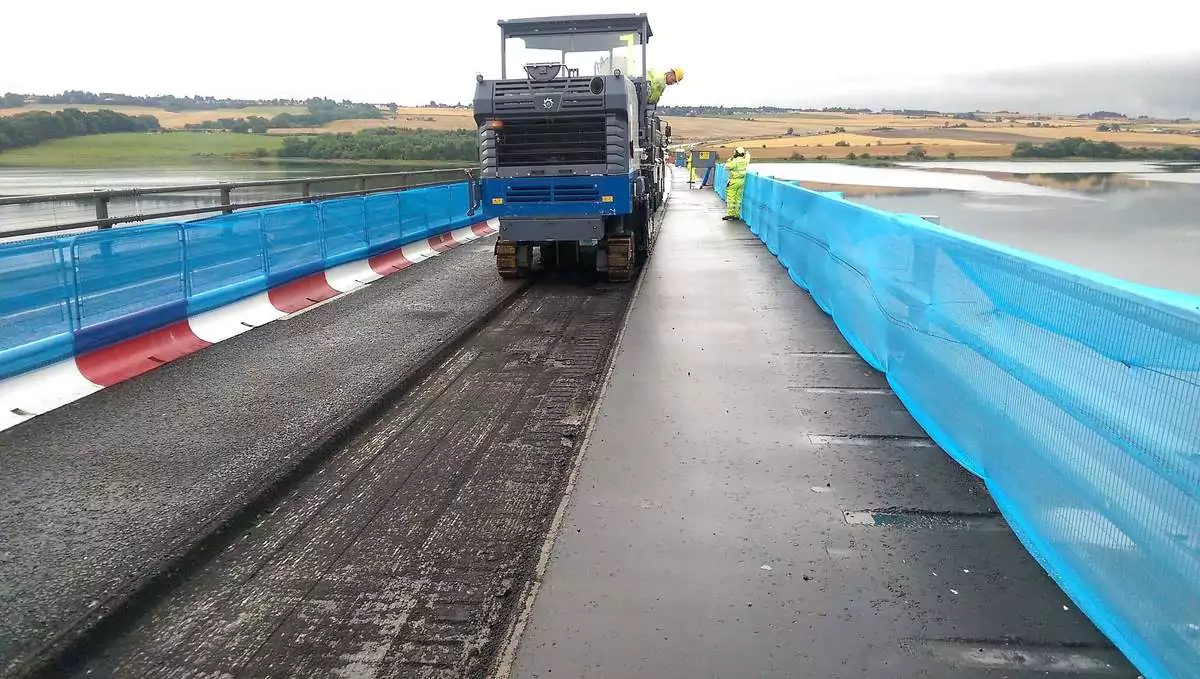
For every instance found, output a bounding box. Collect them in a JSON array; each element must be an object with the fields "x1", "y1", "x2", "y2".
[
  {"x1": 3, "y1": 161, "x2": 1199, "y2": 295},
  {"x1": 0, "y1": 163, "x2": 450, "y2": 240},
  {"x1": 754, "y1": 161, "x2": 1200, "y2": 295}
]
